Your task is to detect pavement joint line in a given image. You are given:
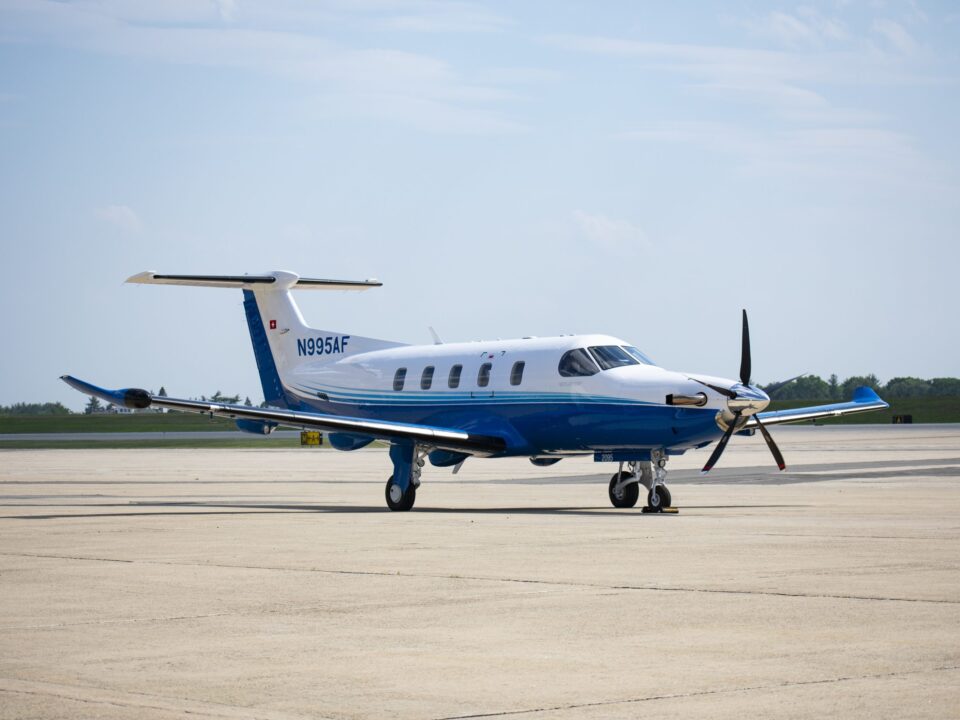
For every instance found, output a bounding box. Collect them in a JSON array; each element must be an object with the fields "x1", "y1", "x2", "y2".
[
  {"x1": 429, "y1": 664, "x2": 960, "y2": 719},
  {"x1": 3, "y1": 551, "x2": 958, "y2": 605},
  {"x1": 756, "y1": 533, "x2": 951, "y2": 541},
  {"x1": 0, "y1": 677, "x2": 328, "y2": 720},
  {"x1": 0, "y1": 589, "x2": 572, "y2": 632}
]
